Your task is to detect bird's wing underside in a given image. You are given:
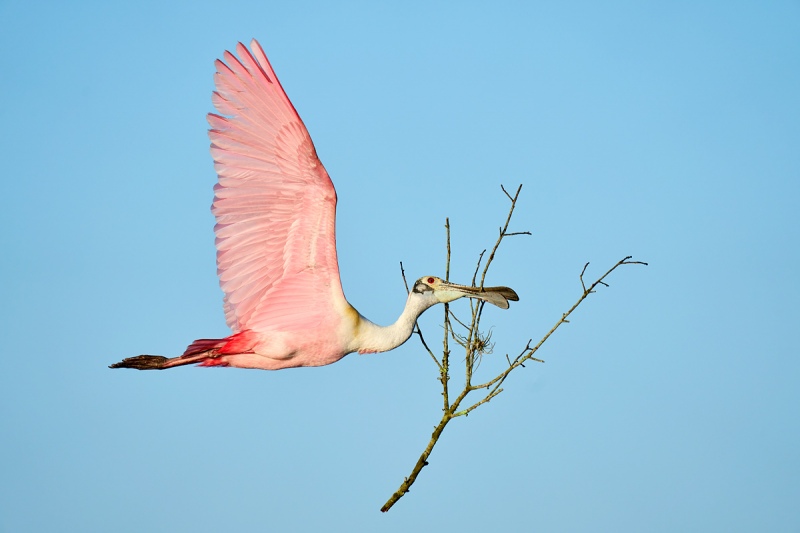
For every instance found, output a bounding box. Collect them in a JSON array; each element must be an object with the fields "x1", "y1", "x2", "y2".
[{"x1": 208, "y1": 40, "x2": 345, "y2": 333}]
